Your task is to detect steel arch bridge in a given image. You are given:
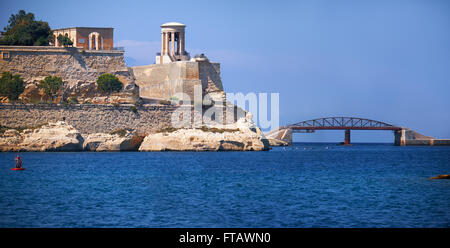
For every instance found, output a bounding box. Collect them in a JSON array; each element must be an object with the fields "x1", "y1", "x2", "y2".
[
  {"x1": 266, "y1": 117, "x2": 405, "y2": 145},
  {"x1": 284, "y1": 117, "x2": 402, "y2": 131}
]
